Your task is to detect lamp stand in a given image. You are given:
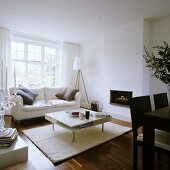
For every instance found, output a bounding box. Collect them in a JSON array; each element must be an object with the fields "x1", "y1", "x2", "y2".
[{"x1": 75, "y1": 70, "x2": 90, "y2": 109}]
